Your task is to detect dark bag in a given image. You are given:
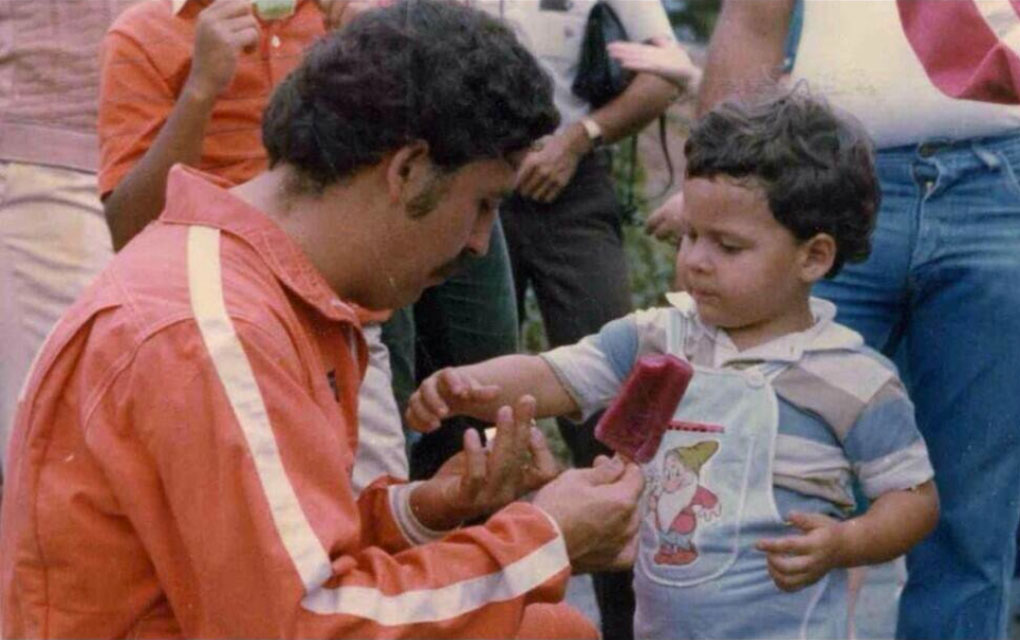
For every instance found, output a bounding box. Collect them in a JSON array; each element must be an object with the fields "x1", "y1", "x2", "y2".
[
  {"x1": 571, "y1": 2, "x2": 634, "y2": 108},
  {"x1": 572, "y1": 1, "x2": 676, "y2": 222}
]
